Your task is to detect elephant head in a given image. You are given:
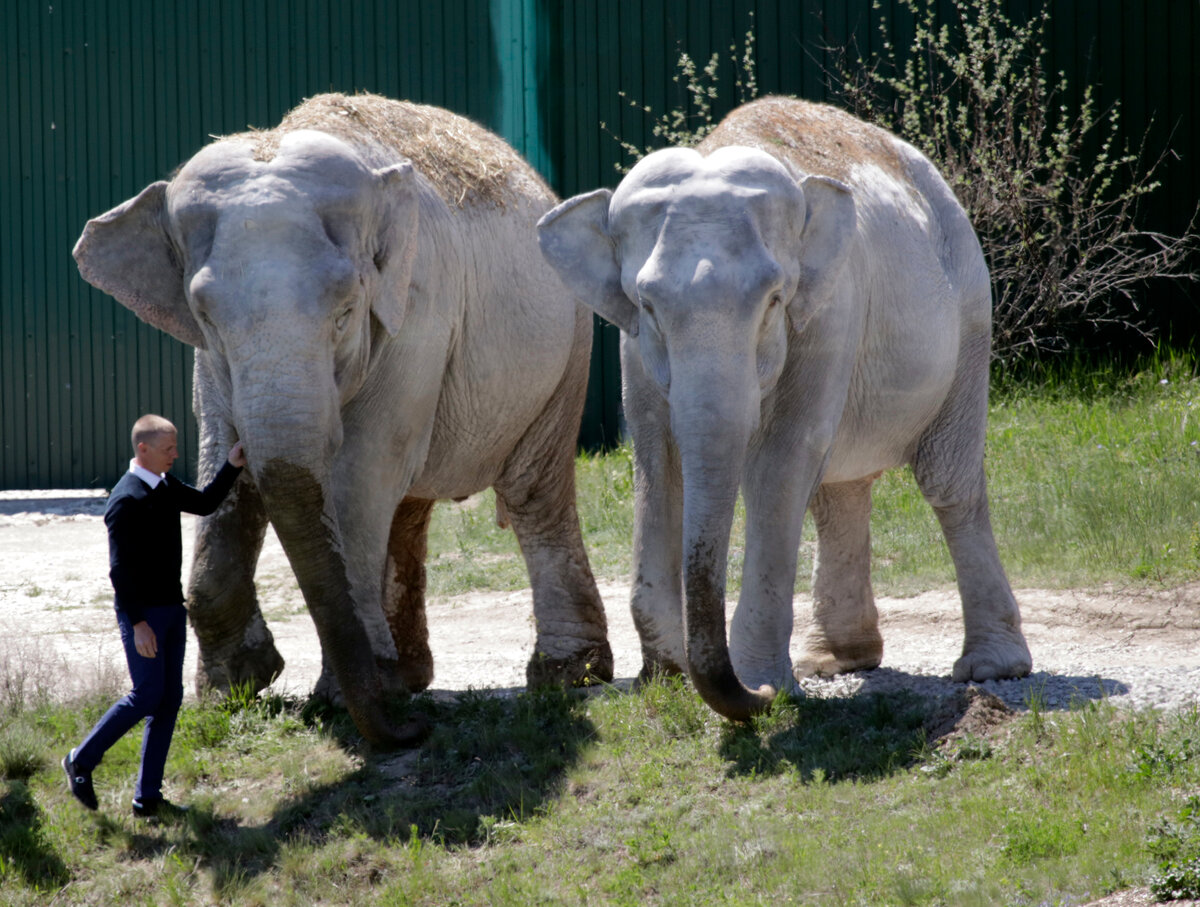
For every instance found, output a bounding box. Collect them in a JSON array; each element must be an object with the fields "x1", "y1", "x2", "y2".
[
  {"x1": 538, "y1": 146, "x2": 857, "y2": 720},
  {"x1": 73, "y1": 130, "x2": 422, "y2": 747}
]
